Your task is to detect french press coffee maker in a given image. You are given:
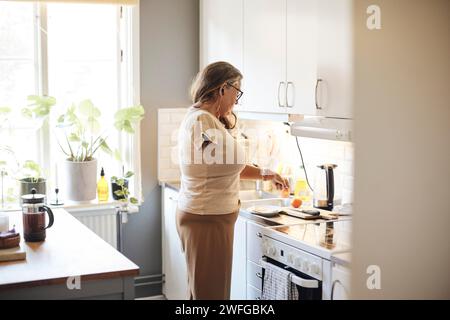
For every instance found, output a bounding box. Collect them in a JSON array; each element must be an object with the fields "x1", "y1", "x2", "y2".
[{"x1": 21, "y1": 188, "x2": 54, "y2": 242}]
